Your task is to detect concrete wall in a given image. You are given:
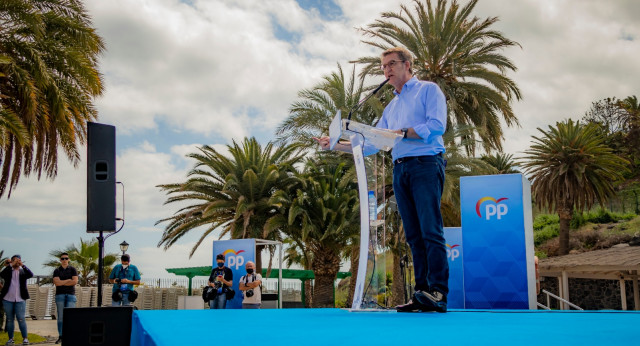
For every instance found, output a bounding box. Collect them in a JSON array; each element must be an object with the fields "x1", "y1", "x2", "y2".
[{"x1": 538, "y1": 276, "x2": 637, "y2": 310}]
